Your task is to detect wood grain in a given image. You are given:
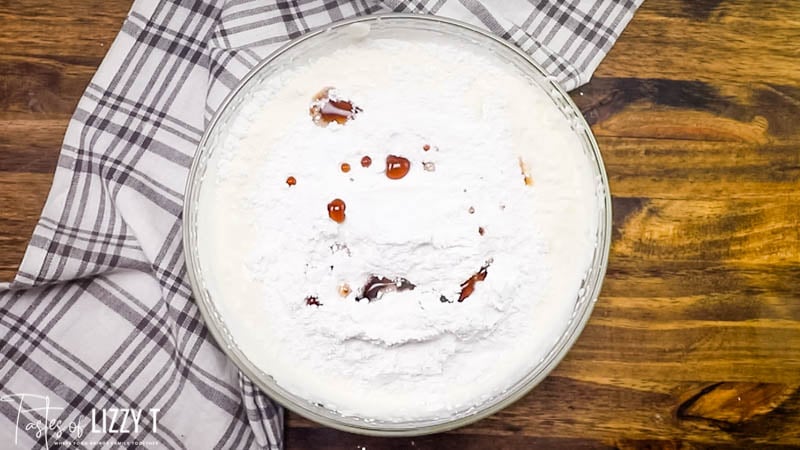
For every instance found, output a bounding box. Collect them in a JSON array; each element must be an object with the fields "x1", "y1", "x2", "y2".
[{"x1": 1, "y1": 0, "x2": 799, "y2": 448}]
